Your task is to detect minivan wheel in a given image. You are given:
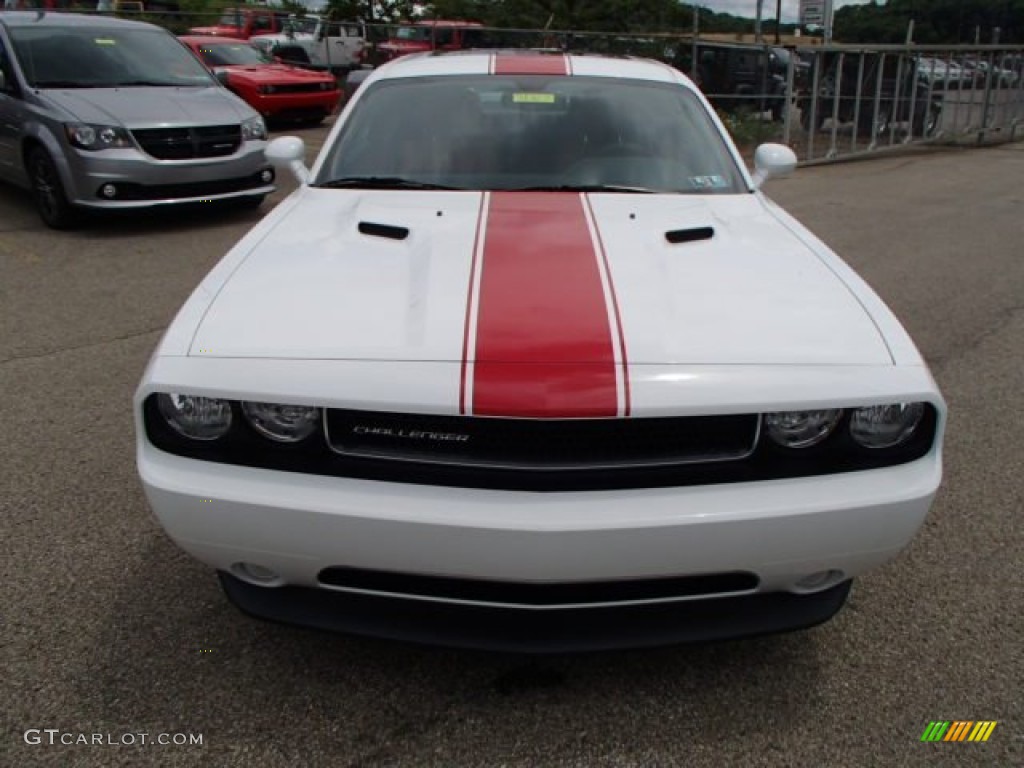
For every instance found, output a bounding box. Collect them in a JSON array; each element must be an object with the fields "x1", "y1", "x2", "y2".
[{"x1": 28, "y1": 148, "x2": 78, "y2": 229}]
